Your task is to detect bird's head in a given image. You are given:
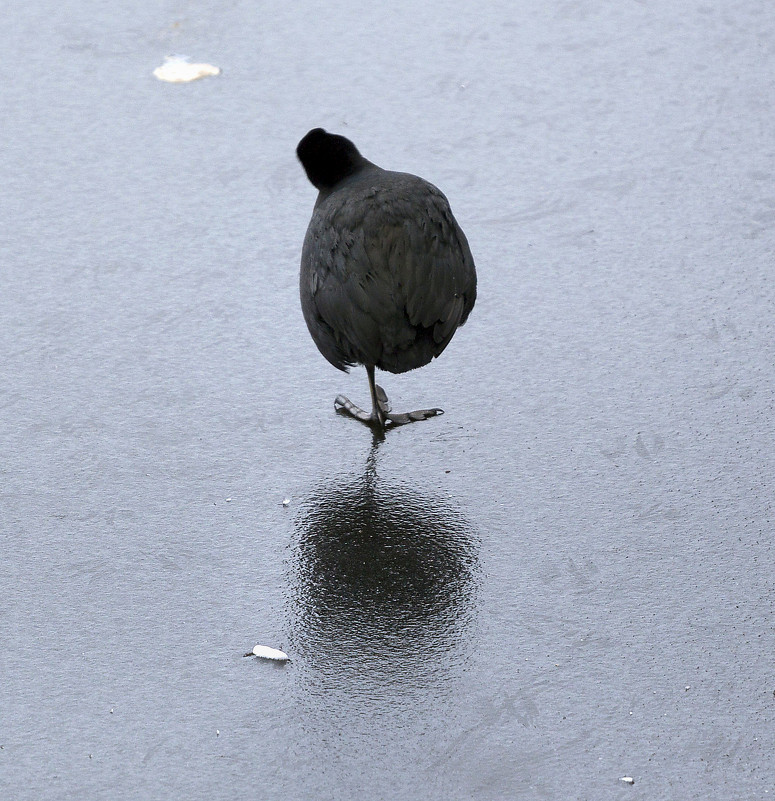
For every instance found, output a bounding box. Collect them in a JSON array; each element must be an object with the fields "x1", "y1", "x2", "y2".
[{"x1": 296, "y1": 128, "x2": 366, "y2": 191}]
